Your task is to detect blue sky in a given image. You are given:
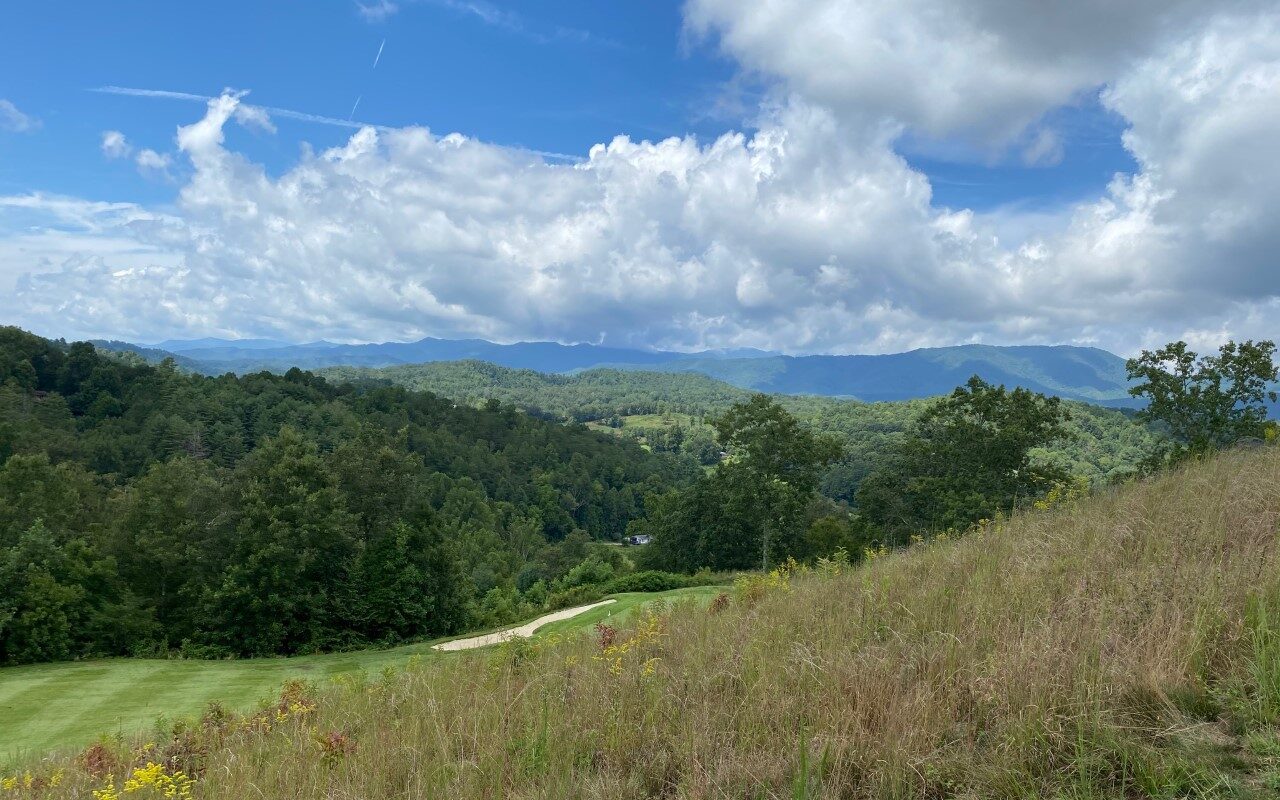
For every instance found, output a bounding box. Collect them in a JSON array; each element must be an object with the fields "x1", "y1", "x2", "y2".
[
  {"x1": 3, "y1": 2, "x2": 732, "y2": 203},
  {"x1": 0, "y1": 1, "x2": 1275, "y2": 355},
  {"x1": 1, "y1": 1, "x2": 1133, "y2": 212}
]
